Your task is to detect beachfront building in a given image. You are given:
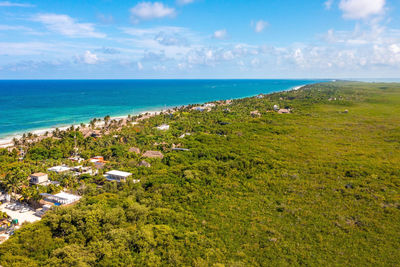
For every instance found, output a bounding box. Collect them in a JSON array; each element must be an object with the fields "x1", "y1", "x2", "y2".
[
  {"x1": 104, "y1": 170, "x2": 132, "y2": 182},
  {"x1": 30, "y1": 173, "x2": 49, "y2": 185},
  {"x1": 47, "y1": 165, "x2": 71, "y2": 174}
]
